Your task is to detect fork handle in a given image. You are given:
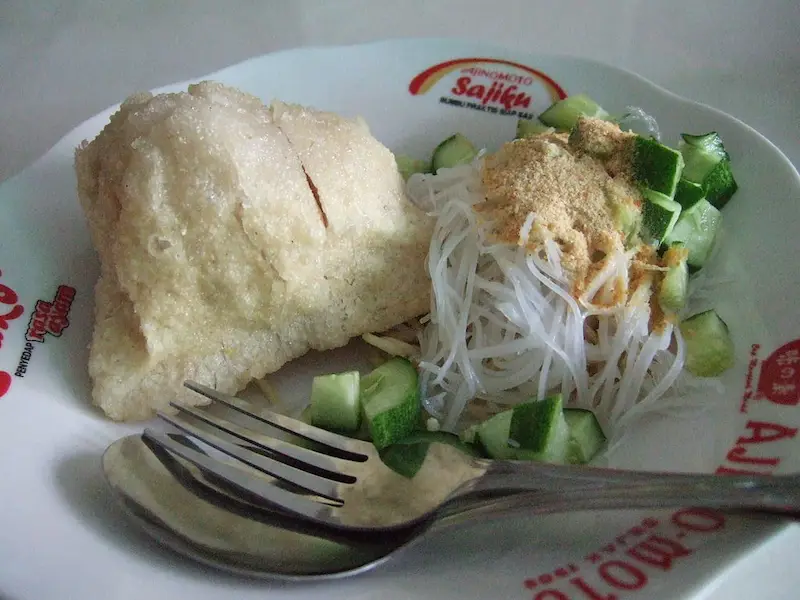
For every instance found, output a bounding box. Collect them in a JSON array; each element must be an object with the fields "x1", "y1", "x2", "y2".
[{"x1": 455, "y1": 461, "x2": 800, "y2": 514}]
